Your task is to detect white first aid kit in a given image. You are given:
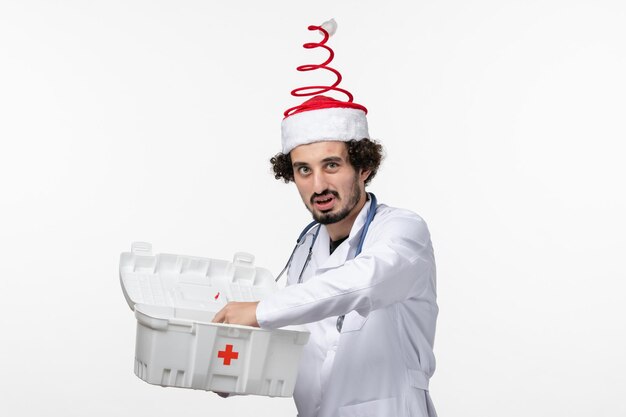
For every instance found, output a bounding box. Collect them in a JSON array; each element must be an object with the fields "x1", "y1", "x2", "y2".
[{"x1": 119, "y1": 242, "x2": 310, "y2": 397}]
